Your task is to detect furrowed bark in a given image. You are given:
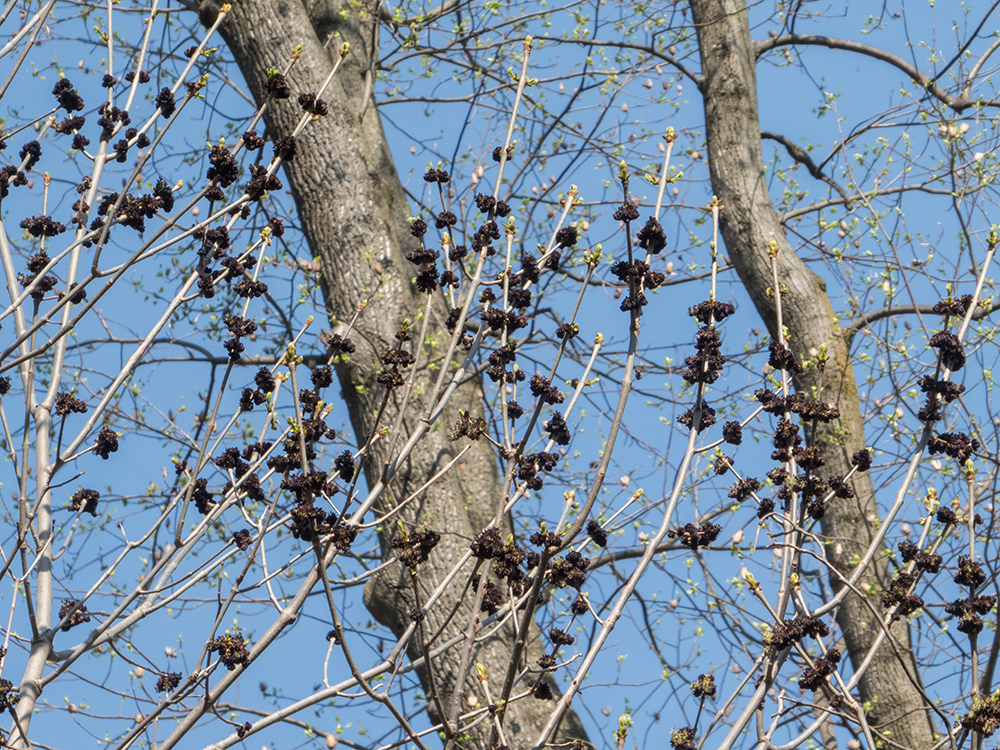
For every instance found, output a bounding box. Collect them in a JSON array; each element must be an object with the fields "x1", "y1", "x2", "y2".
[
  {"x1": 212, "y1": 2, "x2": 587, "y2": 747},
  {"x1": 688, "y1": 1, "x2": 936, "y2": 746}
]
